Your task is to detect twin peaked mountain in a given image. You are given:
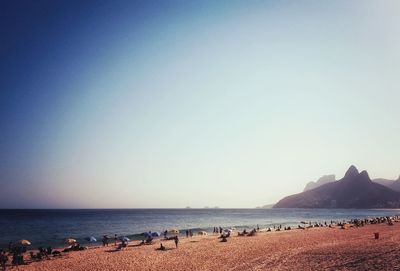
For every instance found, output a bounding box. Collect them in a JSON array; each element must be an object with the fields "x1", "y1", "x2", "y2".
[{"x1": 274, "y1": 165, "x2": 400, "y2": 208}]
